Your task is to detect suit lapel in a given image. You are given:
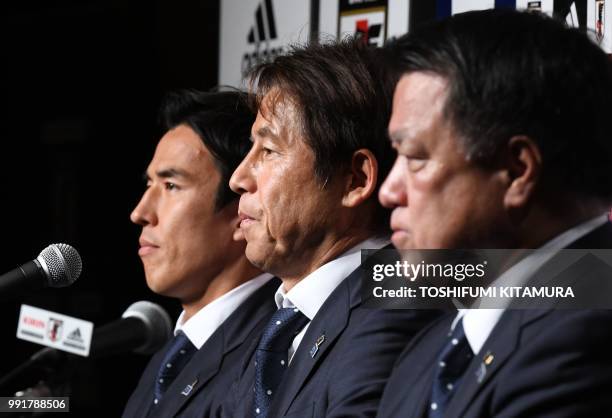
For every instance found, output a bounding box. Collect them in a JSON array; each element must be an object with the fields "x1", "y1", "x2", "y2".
[
  {"x1": 134, "y1": 382, "x2": 156, "y2": 418},
  {"x1": 152, "y1": 332, "x2": 225, "y2": 417},
  {"x1": 444, "y1": 308, "x2": 553, "y2": 417},
  {"x1": 232, "y1": 323, "x2": 268, "y2": 418},
  {"x1": 442, "y1": 310, "x2": 520, "y2": 417},
  {"x1": 445, "y1": 222, "x2": 612, "y2": 416},
  {"x1": 267, "y1": 245, "x2": 400, "y2": 417},
  {"x1": 126, "y1": 344, "x2": 169, "y2": 418},
  {"x1": 402, "y1": 316, "x2": 455, "y2": 418},
  {"x1": 151, "y1": 278, "x2": 279, "y2": 417},
  {"x1": 268, "y1": 263, "x2": 369, "y2": 417},
  {"x1": 131, "y1": 380, "x2": 156, "y2": 418},
  {"x1": 271, "y1": 278, "x2": 351, "y2": 417}
]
